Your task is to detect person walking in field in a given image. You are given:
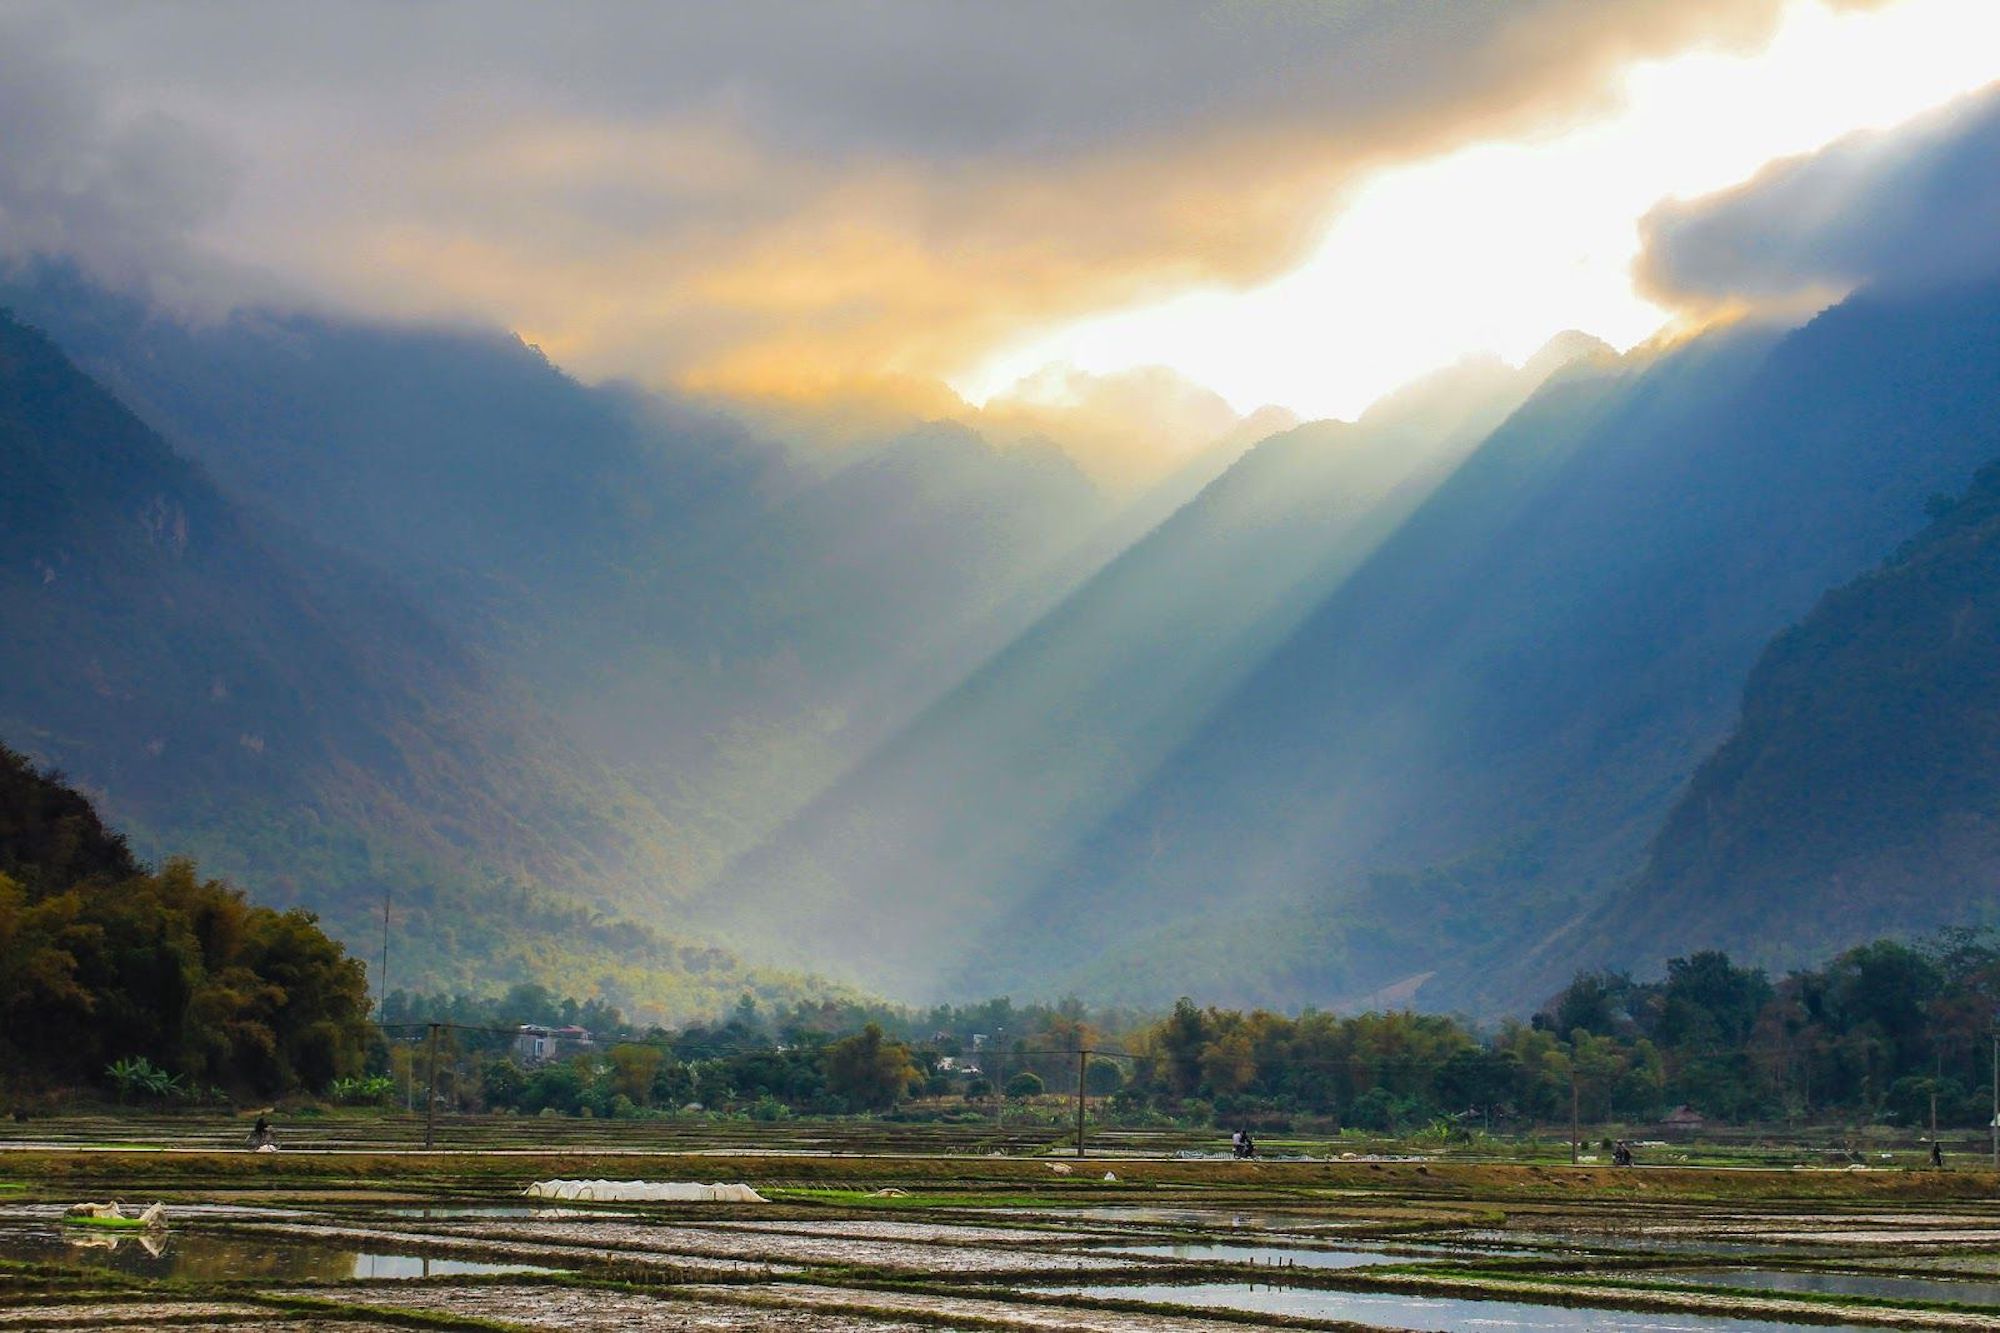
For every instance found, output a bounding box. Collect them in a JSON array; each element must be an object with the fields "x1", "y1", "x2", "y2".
[{"x1": 1931, "y1": 1140, "x2": 1944, "y2": 1170}]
